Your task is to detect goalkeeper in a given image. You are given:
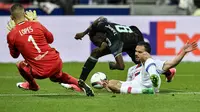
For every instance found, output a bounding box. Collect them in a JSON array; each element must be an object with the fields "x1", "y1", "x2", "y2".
[{"x1": 6, "y1": 3, "x2": 94, "y2": 96}]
